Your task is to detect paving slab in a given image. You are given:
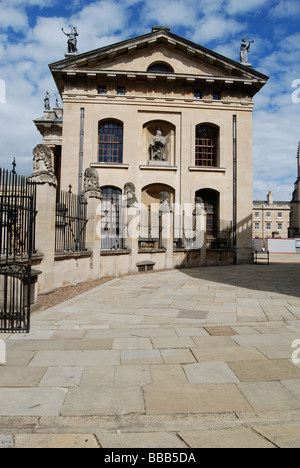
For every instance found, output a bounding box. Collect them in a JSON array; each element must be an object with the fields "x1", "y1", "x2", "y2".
[
  {"x1": 0, "y1": 367, "x2": 46, "y2": 387},
  {"x1": 192, "y1": 346, "x2": 267, "y2": 363},
  {"x1": 96, "y1": 431, "x2": 187, "y2": 448},
  {"x1": 144, "y1": 384, "x2": 252, "y2": 414},
  {"x1": 39, "y1": 367, "x2": 83, "y2": 388},
  {"x1": 114, "y1": 365, "x2": 151, "y2": 387},
  {"x1": 228, "y1": 360, "x2": 300, "y2": 382},
  {"x1": 174, "y1": 327, "x2": 209, "y2": 337},
  {"x1": 161, "y1": 348, "x2": 196, "y2": 364},
  {"x1": 204, "y1": 326, "x2": 238, "y2": 336},
  {"x1": 183, "y1": 362, "x2": 240, "y2": 385},
  {"x1": 178, "y1": 427, "x2": 275, "y2": 448},
  {"x1": 281, "y1": 379, "x2": 300, "y2": 402},
  {"x1": 149, "y1": 364, "x2": 188, "y2": 386},
  {"x1": 0, "y1": 388, "x2": 67, "y2": 416},
  {"x1": 62, "y1": 386, "x2": 145, "y2": 416},
  {"x1": 113, "y1": 337, "x2": 152, "y2": 350},
  {"x1": 14, "y1": 433, "x2": 99, "y2": 448},
  {"x1": 254, "y1": 425, "x2": 300, "y2": 448},
  {"x1": 29, "y1": 350, "x2": 120, "y2": 367},
  {"x1": 80, "y1": 366, "x2": 114, "y2": 387},
  {"x1": 121, "y1": 349, "x2": 163, "y2": 365},
  {"x1": 66, "y1": 339, "x2": 113, "y2": 350},
  {"x1": 237, "y1": 382, "x2": 300, "y2": 412}
]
